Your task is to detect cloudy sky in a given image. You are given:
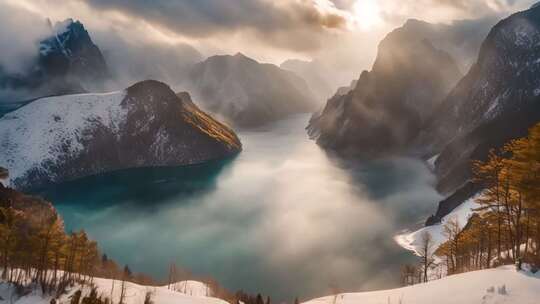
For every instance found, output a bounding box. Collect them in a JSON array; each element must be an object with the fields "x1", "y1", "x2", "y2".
[{"x1": 1, "y1": 0, "x2": 535, "y2": 89}]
